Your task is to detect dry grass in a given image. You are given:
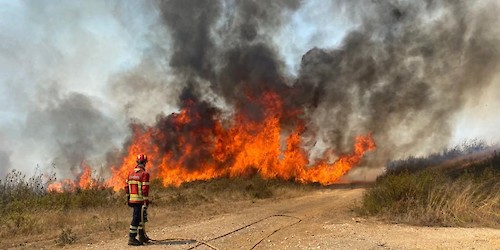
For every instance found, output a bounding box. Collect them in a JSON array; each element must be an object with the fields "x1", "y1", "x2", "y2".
[
  {"x1": 151, "y1": 175, "x2": 314, "y2": 207},
  {"x1": 0, "y1": 204, "x2": 131, "y2": 248},
  {"x1": 0, "y1": 172, "x2": 314, "y2": 248},
  {"x1": 420, "y1": 179, "x2": 500, "y2": 227},
  {"x1": 359, "y1": 150, "x2": 500, "y2": 228}
]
